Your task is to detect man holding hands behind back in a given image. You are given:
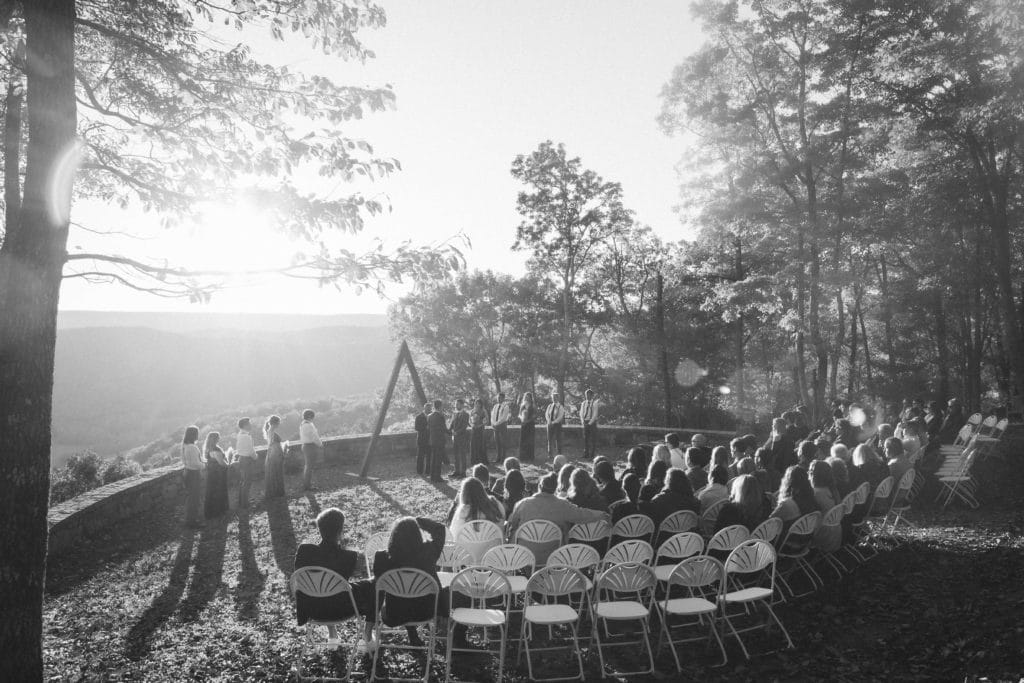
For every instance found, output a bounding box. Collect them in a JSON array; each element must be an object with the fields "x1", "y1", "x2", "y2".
[
  {"x1": 491, "y1": 392, "x2": 512, "y2": 462},
  {"x1": 546, "y1": 393, "x2": 566, "y2": 457},
  {"x1": 579, "y1": 389, "x2": 601, "y2": 460}
]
